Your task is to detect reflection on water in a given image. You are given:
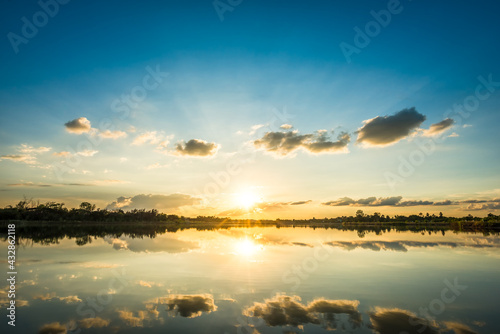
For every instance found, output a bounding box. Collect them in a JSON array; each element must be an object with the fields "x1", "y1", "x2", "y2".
[{"x1": 1, "y1": 226, "x2": 499, "y2": 333}]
